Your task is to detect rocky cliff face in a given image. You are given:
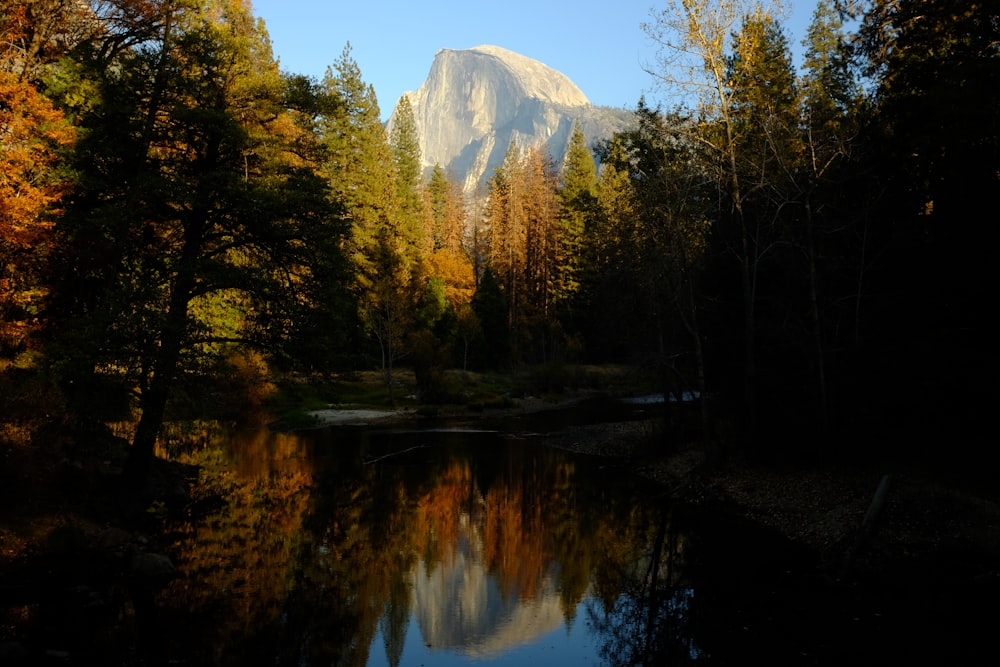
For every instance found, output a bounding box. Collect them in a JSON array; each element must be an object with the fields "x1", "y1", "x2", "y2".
[{"x1": 389, "y1": 45, "x2": 633, "y2": 192}]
